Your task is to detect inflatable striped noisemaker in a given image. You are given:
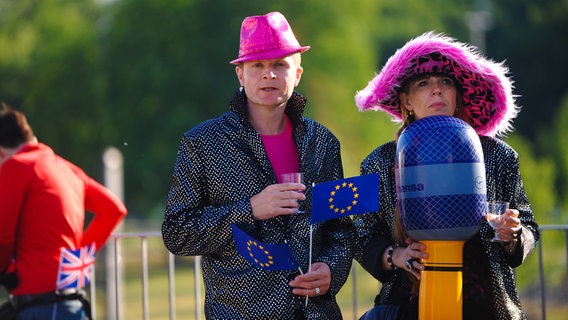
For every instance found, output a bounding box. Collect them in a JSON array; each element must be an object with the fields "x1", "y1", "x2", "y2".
[{"x1": 395, "y1": 115, "x2": 487, "y2": 320}]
